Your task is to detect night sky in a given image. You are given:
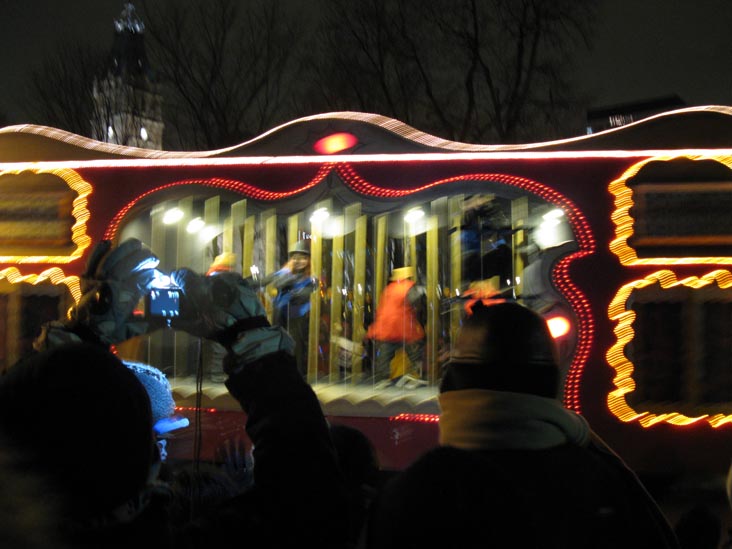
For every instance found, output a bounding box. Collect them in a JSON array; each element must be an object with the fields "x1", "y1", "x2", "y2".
[{"x1": 1, "y1": 0, "x2": 731, "y2": 132}]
